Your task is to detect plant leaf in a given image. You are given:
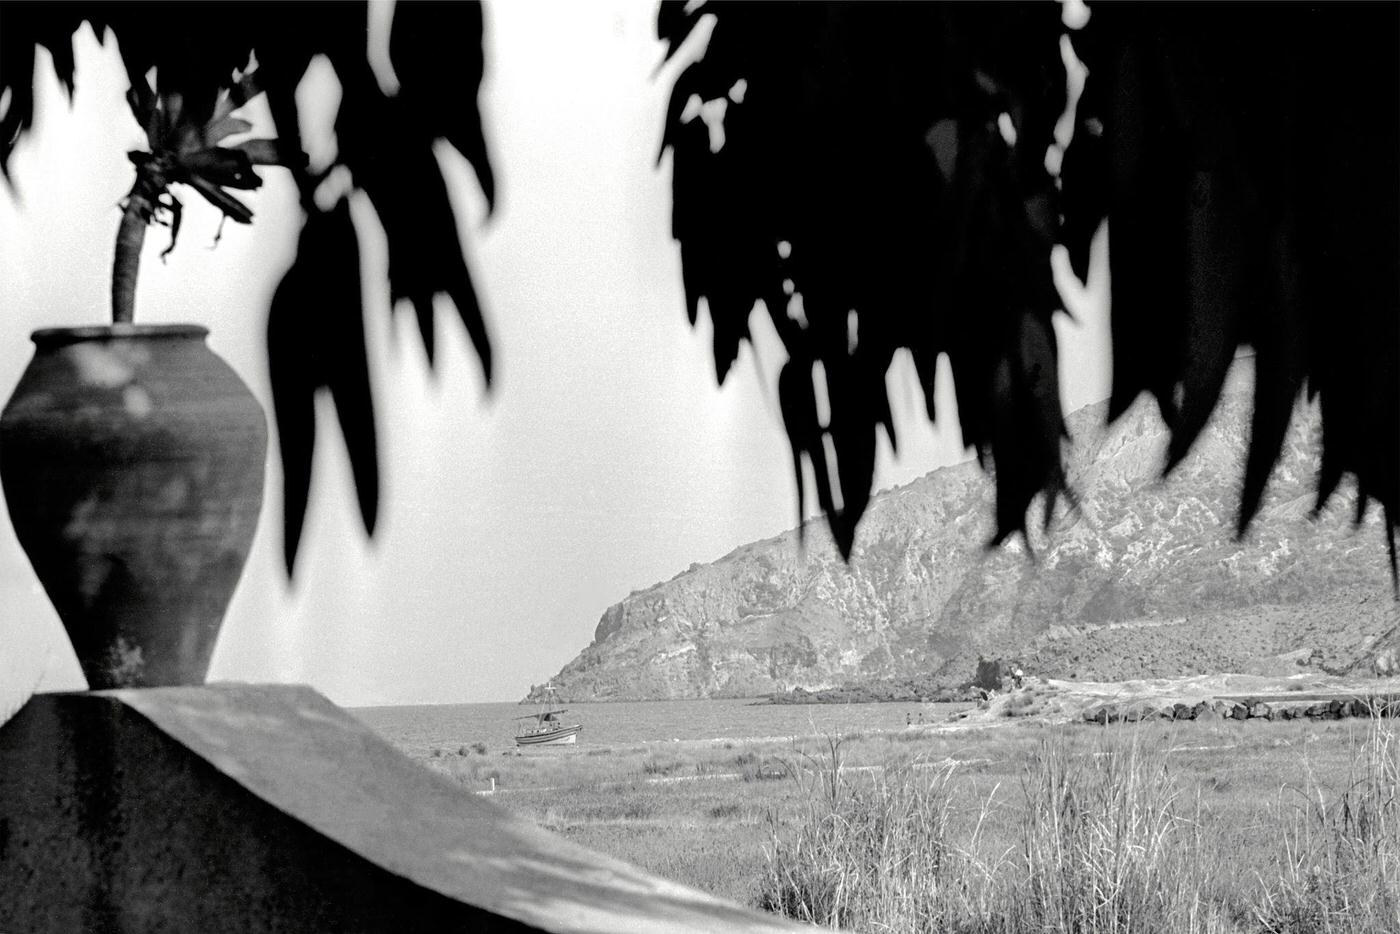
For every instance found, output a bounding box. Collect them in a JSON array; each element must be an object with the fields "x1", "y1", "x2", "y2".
[
  {"x1": 388, "y1": 0, "x2": 495, "y2": 213},
  {"x1": 203, "y1": 115, "x2": 253, "y2": 146},
  {"x1": 230, "y1": 137, "x2": 306, "y2": 168},
  {"x1": 267, "y1": 202, "x2": 378, "y2": 575},
  {"x1": 183, "y1": 174, "x2": 255, "y2": 222}
]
